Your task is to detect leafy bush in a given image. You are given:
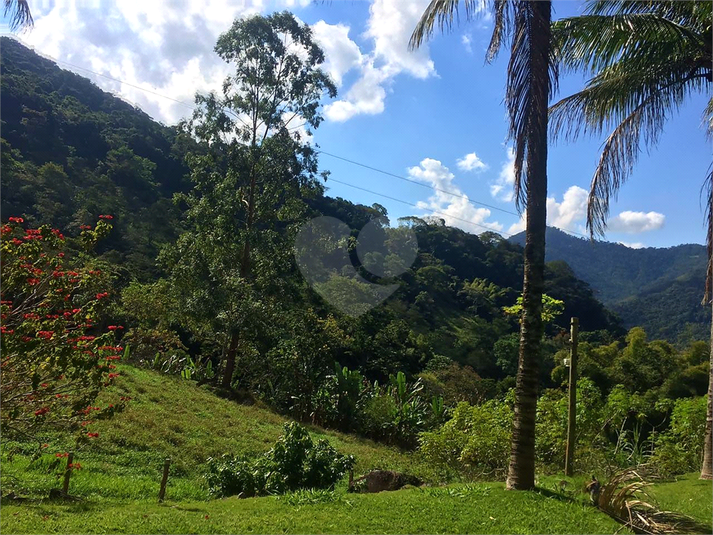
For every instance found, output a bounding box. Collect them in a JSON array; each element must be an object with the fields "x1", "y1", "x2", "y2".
[
  {"x1": 419, "y1": 363, "x2": 494, "y2": 406},
  {"x1": 420, "y1": 400, "x2": 512, "y2": 478},
  {"x1": 651, "y1": 396, "x2": 707, "y2": 476},
  {"x1": 0, "y1": 217, "x2": 127, "y2": 441},
  {"x1": 357, "y1": 372, "x2": 430, "y2": 448},
  {"x1": 206, "y1": 422, "x2": 354, "y2": 497}
]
